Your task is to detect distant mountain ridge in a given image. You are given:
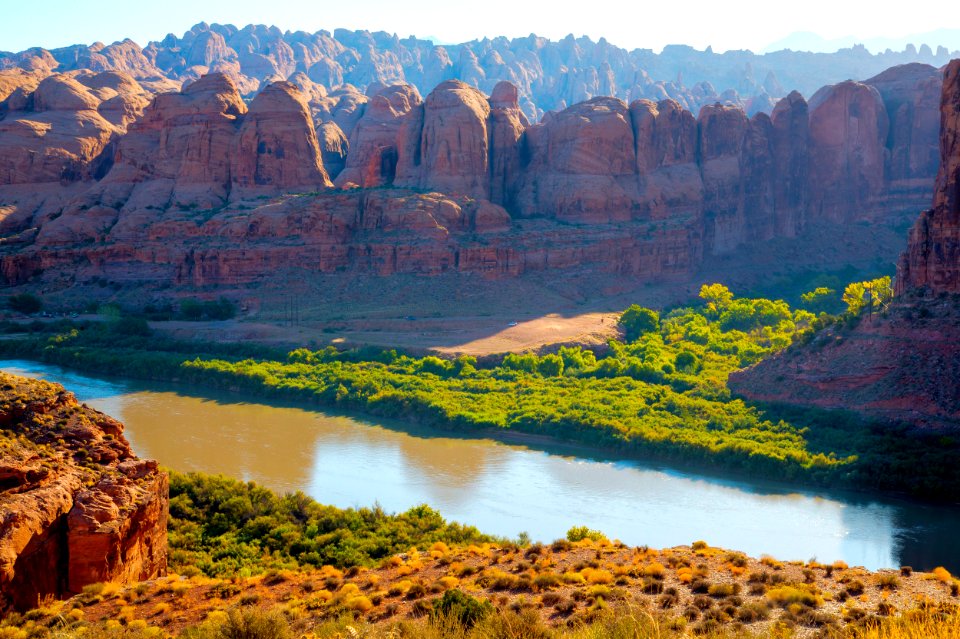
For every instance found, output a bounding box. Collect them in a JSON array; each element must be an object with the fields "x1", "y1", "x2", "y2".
[
  {"x1": 0, "y1": 22, "x2": 956, "y2": 121},
  {"x1": 764, "y1": 29, "x2": 960, "y2": 55}
]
